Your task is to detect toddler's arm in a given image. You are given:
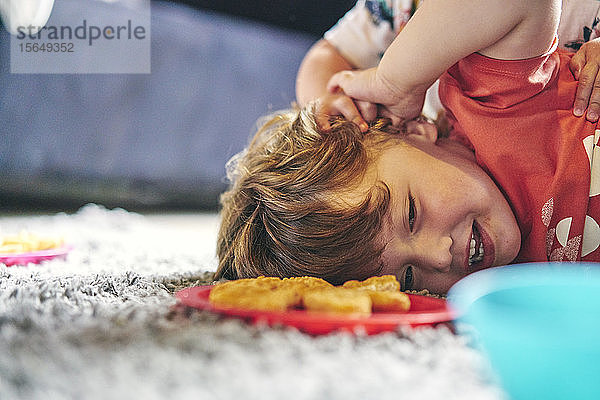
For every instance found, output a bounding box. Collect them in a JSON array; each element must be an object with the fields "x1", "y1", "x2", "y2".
[
  {"x1": 295, "y1": 0, "x2": 404, "y2": 132},
  {"x1": 329, "y1": 0, "x2": 558, "y2": 122}
]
